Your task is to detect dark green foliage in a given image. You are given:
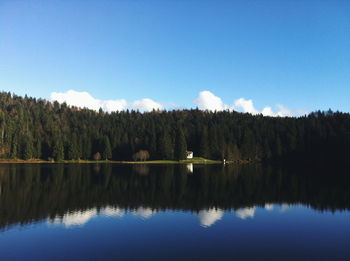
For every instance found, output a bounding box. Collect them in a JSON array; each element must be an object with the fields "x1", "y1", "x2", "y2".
[
  {"x1": 158, "y1": 130, "x2": 173, "y2": 160},
  {"x1": 241, "y1": 129, "x2": 256, "y2": 160},
  {"x1": 52, "y1": 139, "x2": 64, "y2": 162},
  {"x1": 102, "y1": 136, "x2": 112, "y2": 160},
  {"x1": 22, "y1": 135, "x2": 34, "y2": 160},
  {"x1": 0, "y1": 92, "x2": 349, "y2": 163},
  {"x1": 199, "y1": 127, "x2": 209, "y2": 158},
  {"x1": 67, "y1": 134, "x2": 79, "y2": 160},
  {"x1": 175, "y1": 127, "x2": 187, "y2": 160}
]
